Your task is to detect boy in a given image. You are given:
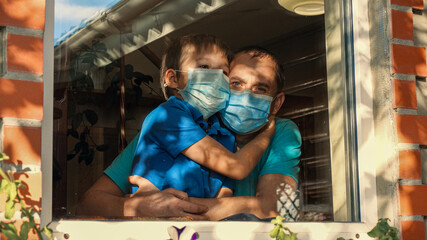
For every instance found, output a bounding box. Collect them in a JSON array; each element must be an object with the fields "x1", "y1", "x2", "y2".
[{"x1": 131, "y1": 34, "x2": 275, "y2": 198}]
